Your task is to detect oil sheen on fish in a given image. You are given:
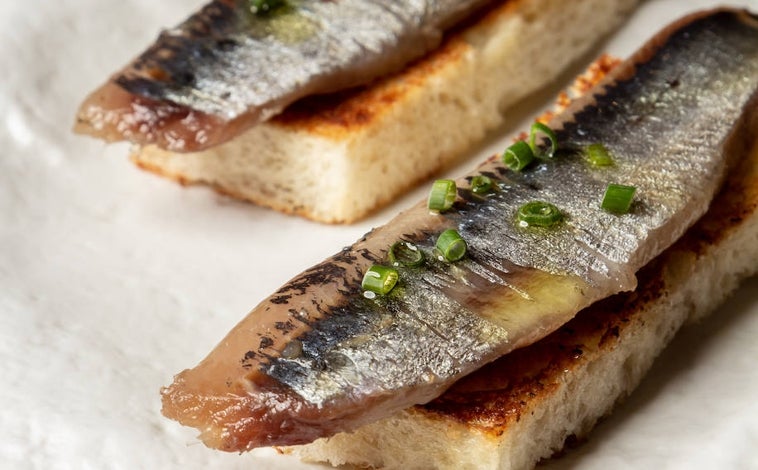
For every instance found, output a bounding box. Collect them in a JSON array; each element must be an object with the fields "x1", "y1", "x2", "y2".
[
  {"x1": 74, "y1": 0, "x2": 493, "y2": 152},
  {"x1": 161, "y1": 9, "x2": 758, "y2": 451}
]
